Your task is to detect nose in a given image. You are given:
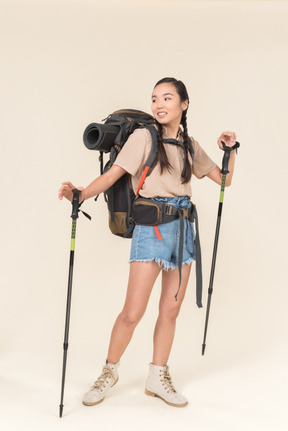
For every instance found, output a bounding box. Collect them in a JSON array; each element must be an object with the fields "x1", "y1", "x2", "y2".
[{"x1": 156, "y1": 99, "x2": 164, "y2": 109}]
